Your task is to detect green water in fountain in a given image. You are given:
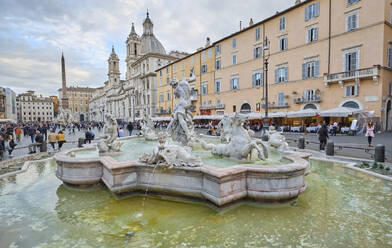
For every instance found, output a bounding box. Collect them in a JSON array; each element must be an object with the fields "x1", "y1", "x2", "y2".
[
  {"x1": 1, "y1": 159, "x2": 392, "y2": 247},
  {"x1": 73, "y1": 137, "x2": 288, "y2": 167}
]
